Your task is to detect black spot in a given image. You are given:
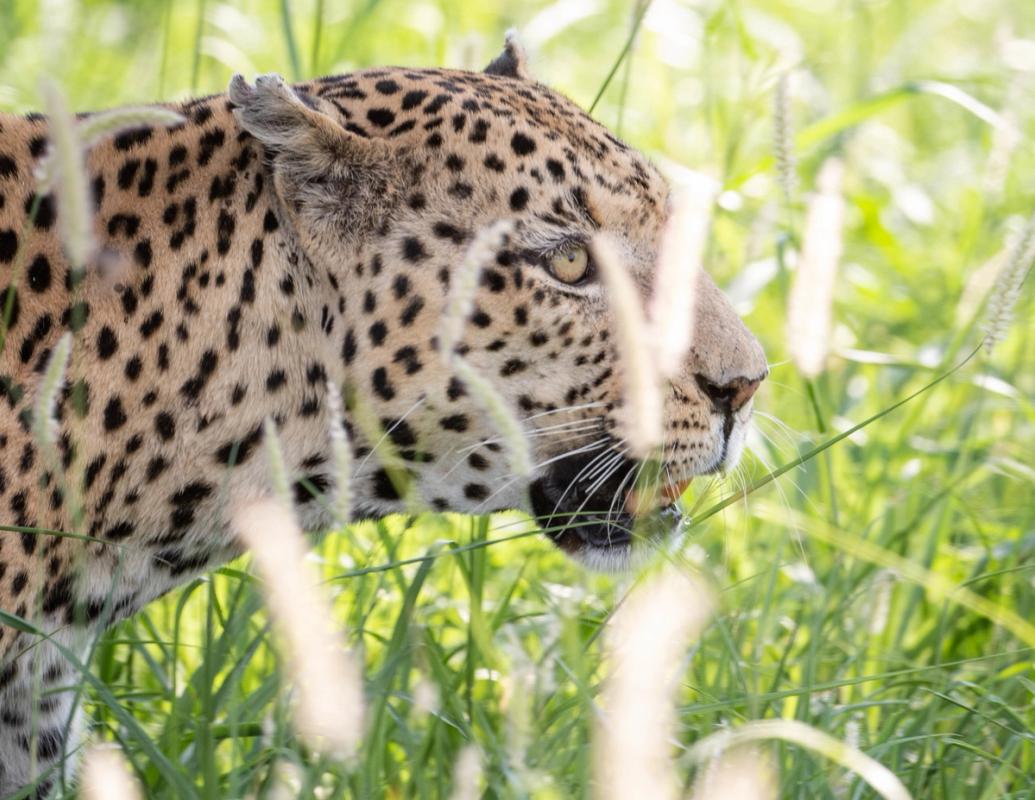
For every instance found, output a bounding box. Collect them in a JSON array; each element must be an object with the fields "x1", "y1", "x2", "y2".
[
  {"x1": 372, "y1": 468, "x2": 401, "y2": 500},
  {"x1": 372, "y1": 367, "x2": 395, "y2": 400},
  {"x1": 103, "y1": 397, "x2": 128, "y2": 431},
  {"x1": 155, "y1": 412, "x2": 176, "y2": 441},
  {"x1": 0, "y1": 154, "x2": 17, "y2": 179},
  {"x1": 117, "y1": 159, "x2": 141, "y2": 189},
  {"x1": 401, "y1": 90, "x2": 427, "y2": 110},
  {"x1": 511, "y1": 132, "x2": 536, "y2": 156},
  {"x1": 509, "y1": 187, "x2": 529, "y2": 211},
  {"x1": 464, "y1": 483, "x2": 489, "y2": 501},
  {"x1": 367, "y1": 108, "x2": 396, "y2": 128},
  {"x1": 114, "y1": 126, "x2": 153, "y2": 150},
  {"x1": 0, "y1": 229, "x2": 17, "y2": 263},
  {"x1": 368, "y1": 320, "x2": 388, "y2": 346},
  {"x1": 134, "y1": 239, "x2": 153, "y2": 268},
  {"x1": 104, "y1": 521, "x2": 135, "y2": 541},
  {"x1": 400, "y1": 297, "x2": 424, "y2": 326},
  {"x1": 146, "y1": 456, "x2": 168, "y2": 482},
  {"x1": 433, "y1": 221, "x2": 466, "y2": 244},
  {"x1": 26, "y1": 254, "x2": 51, "y2": 293},
  {"x1": 96, "y1": 326, "x2": 118, "y2": 359},
  {"x1": 266, "y1": 370, "x2": 287, "y2": 392},
  {"x1": 546, "y1": 159, "x2": 566, "y2": 181},
  {"x1": 440, "y1": 414, "x2": 469, "y2": 432},
  {"x1": 374, "y1": 79, "x2": 400, "y2": 95},
  {"x1": 402, "y1": 237, "x2": 427, "y2": 262}
]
